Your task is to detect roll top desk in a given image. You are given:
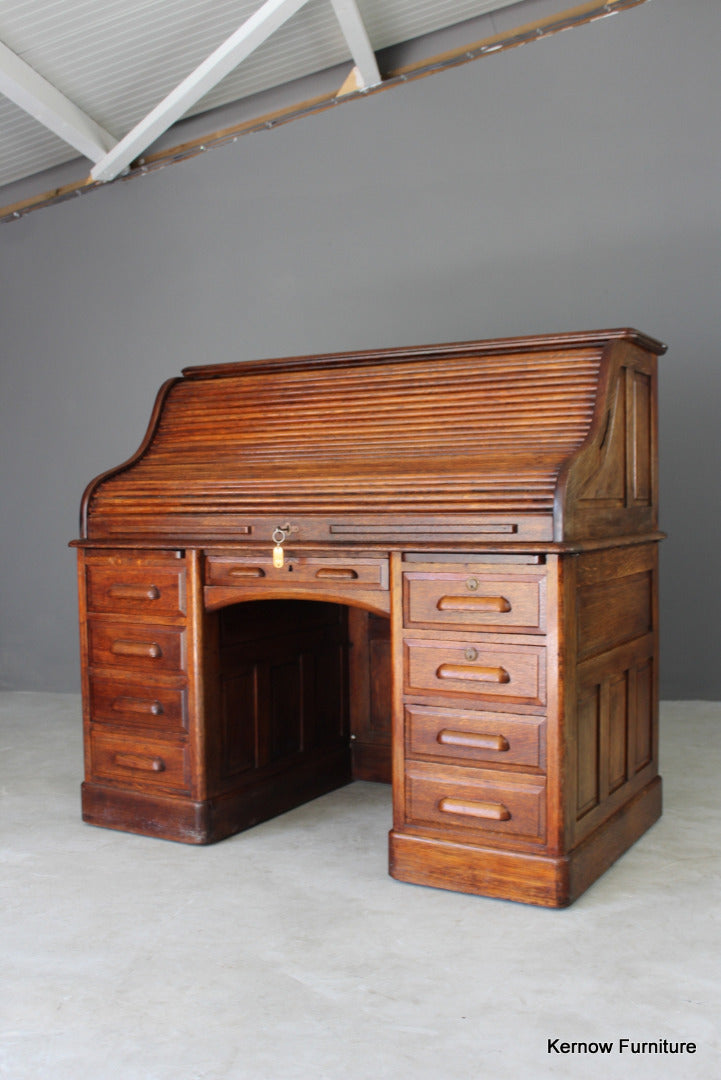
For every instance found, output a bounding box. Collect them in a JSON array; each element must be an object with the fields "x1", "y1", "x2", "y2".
[{"x1": 72, "y1": 328, "x2": 665, "y2": 906}]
